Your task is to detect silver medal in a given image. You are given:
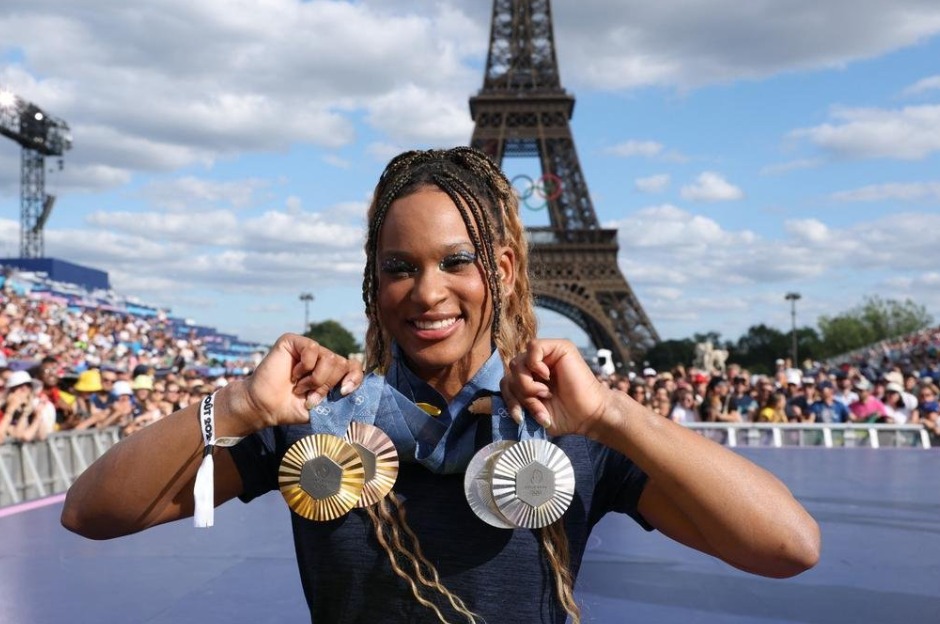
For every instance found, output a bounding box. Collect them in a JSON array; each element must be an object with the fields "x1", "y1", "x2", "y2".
[
  {"x1": 491, "y1": 439, "x2": 575, "y2": 529},
  {"x1": 464, "y1": 440, "x2": 516, "y2": 529}
]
